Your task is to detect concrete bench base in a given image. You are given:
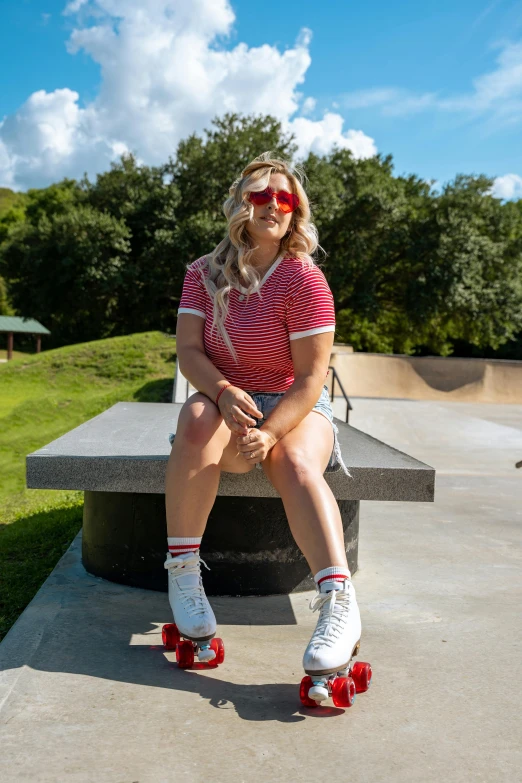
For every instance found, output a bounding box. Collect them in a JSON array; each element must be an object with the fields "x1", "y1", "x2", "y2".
[
  {"x1": 82, "y1": 490, "x2": 359, "y2": 595},
  {"x1": 27, "y1": 401, "x2": 435, "y2": 597}
]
